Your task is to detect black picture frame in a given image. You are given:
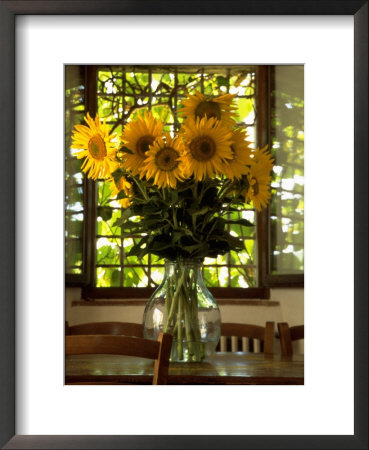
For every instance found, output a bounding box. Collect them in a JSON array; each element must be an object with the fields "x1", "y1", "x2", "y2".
[{"x1": 1, "y1": 1, "x2": 367, "y2": 449}]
